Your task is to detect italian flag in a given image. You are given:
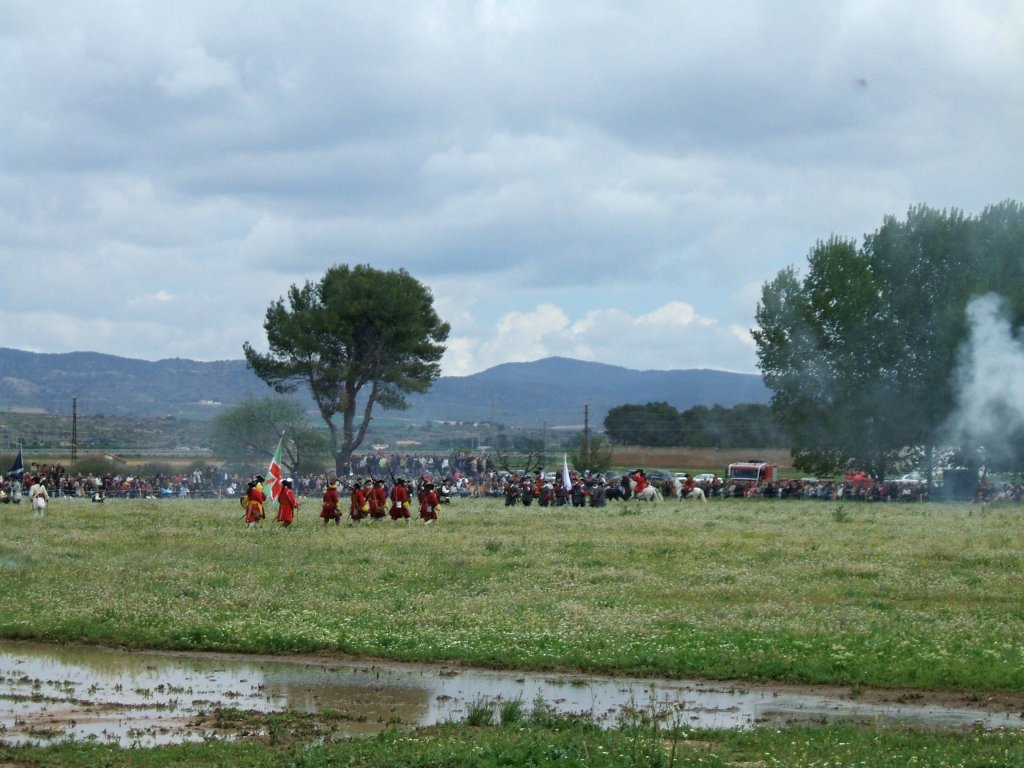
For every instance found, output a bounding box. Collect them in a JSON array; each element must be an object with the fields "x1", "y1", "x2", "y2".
[{"x1": 265, "y1": 436, "x2": 284, "y2": 501}]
